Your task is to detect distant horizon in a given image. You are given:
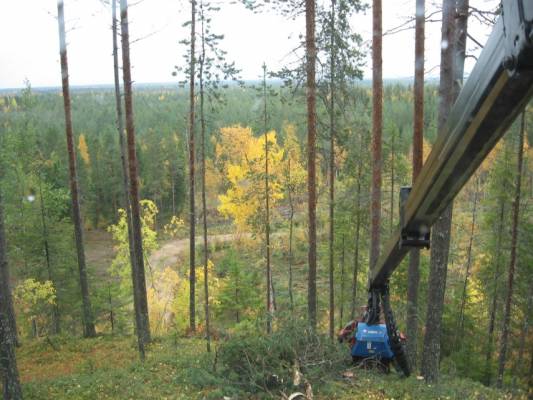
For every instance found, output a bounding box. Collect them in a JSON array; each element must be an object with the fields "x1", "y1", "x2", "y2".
[
  {"x1": 1, "y1": 0, "x2": 496, "y2": 90},
  {"x1": 0, "y1": 76, "x2": 443, "y2": 94}
]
